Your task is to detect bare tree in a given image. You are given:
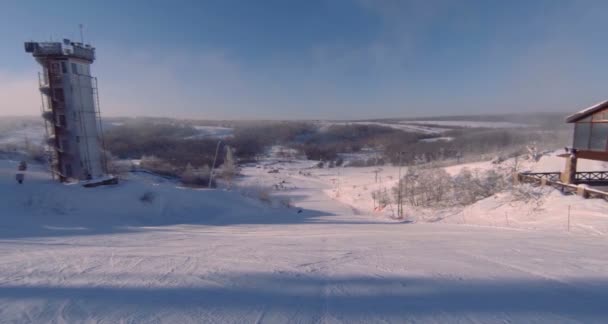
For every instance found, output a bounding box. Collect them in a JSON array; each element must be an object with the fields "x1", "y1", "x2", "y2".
[{"x1": 221, "y1": 145, "x2": 237, "y2": 188}]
